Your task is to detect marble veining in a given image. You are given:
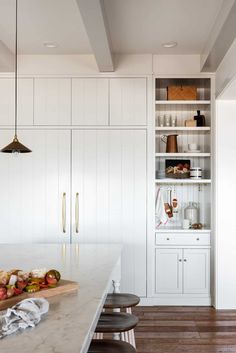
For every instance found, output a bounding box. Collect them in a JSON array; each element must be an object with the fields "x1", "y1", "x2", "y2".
[{"x1": 0, "y1": 244, "x2": 122, "y2": 353}]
